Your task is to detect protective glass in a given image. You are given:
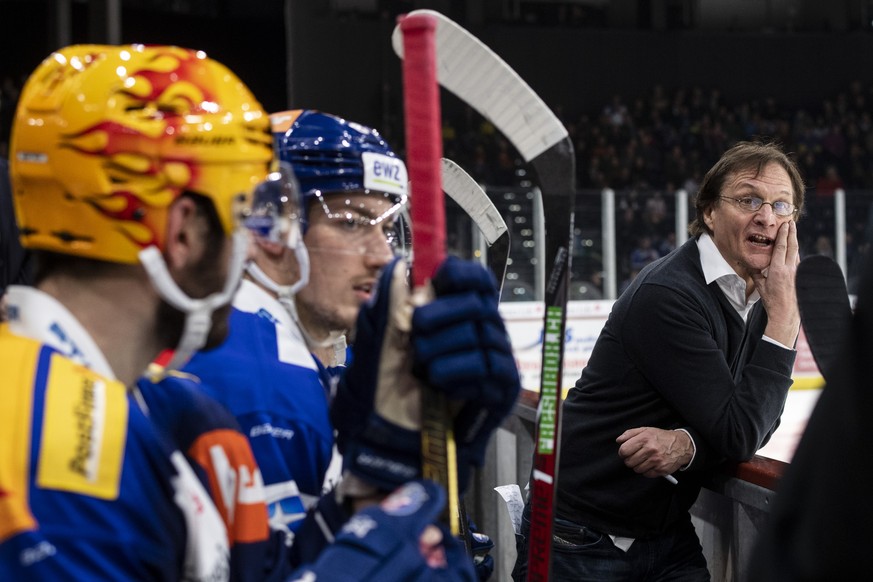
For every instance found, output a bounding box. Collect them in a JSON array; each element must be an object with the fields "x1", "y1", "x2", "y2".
[
  {"x1": 311, "y1": 190, "x2": 411, "y2": 259},
  {"x1": 242, "y1": 163, "x2": 303, "y2": 250}
]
